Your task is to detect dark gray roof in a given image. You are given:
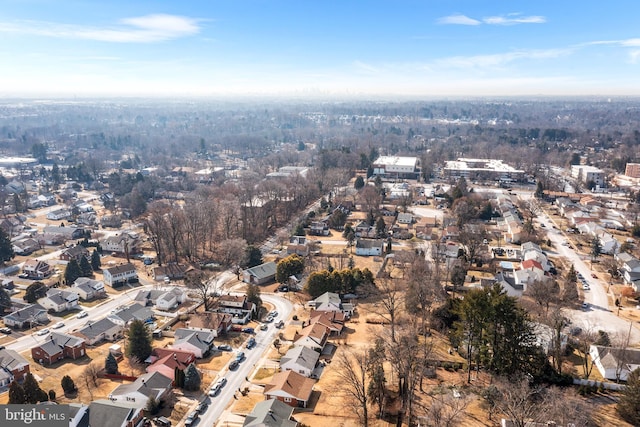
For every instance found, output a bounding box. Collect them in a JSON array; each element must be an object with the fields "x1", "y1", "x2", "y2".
[
  {"x1": 88, "y1": 399, "x2": 141, "y2": 427},
  {"x1": 355, "y1": 238, "x2": 383, "y2": 249},
  {"x1": 245, "y1": 262, "x2": 277, "y2": 280},
  {"x1": 244, "y1": 399, "x2": 297, "y2": 427},
  {"x1": 174, "y1": 328, "x2": 215, "y2": 353},
  {"x1": 5, "y1": 303, "x2": 47, "y2": 322},
  {"x1": 0, "y1": 348, "x2": 30, "y2": 371},
  {"x1": 110, "y1": 303, "x2": 154, "y2": 323},
  {"x1": 44, "y1": 289, "x2": 78, "y2": 305},
  {"x1": 110, "y1": 371, "x2": 172, "y2": 399},
  {"x1": 281, "y1": 346, "x2": 319, "y2": 371},
  {"x1": 37, "y1": 332, "x2": 85, "y2": 357},
  {"x1": 105, "y1": 263, "x2": 137, "y2": 276},
  {"x1": 76, "y1": 318, "x2": 121, "y2": 340}
]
